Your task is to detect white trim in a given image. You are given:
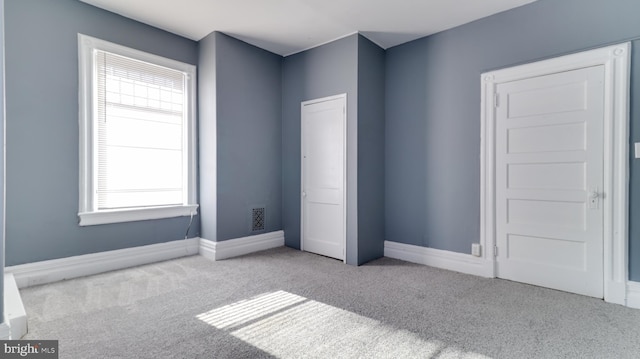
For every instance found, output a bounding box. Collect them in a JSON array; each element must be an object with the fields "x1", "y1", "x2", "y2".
[
  {"x1": 301, "y1": 94, "x2": 348, "y2": 263},
  {"x1": 199, "y1": 231, "x2": 285, "y2": 261},
  {"x1": 4, "y1": 274, "x2": 26, "y2": 339},
  {"x1": 5, "y1": 238, "x2": 200, "y2": 288},
  {"x1": 77, "y1": 33, "x2": 198, "y2": 225},
  {"x1": 480, "y1": 43, "x2": 630, "y2": 304},
  {"x1": 626, "y1": 281, "x2": 640, "y2": 309},
  {"x1": 384, "y1": 241, "x2": 494, "y2": 278},
  {"x1": 79, "y1": 204, "x2": 198, "y2": 226}
]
